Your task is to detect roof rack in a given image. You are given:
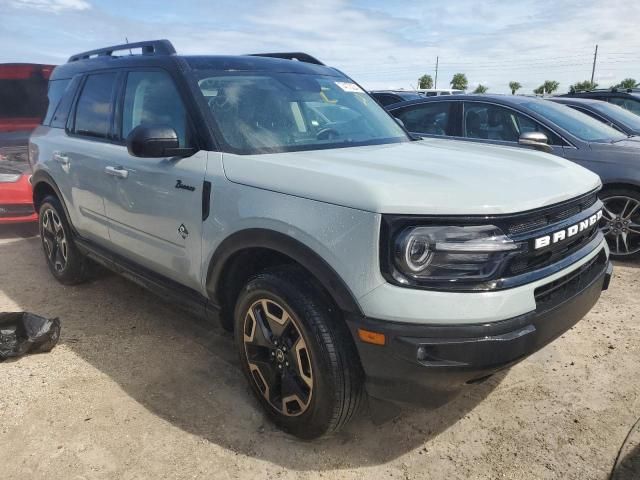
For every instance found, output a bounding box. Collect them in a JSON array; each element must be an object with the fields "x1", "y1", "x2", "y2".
[
  {"x1": 247, "y1": 52, "x2": 325, "y2": 66},
  {"x1": 68, "y1": 39, "x2": 176, "y2": 63}
]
